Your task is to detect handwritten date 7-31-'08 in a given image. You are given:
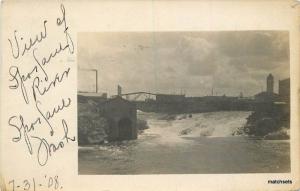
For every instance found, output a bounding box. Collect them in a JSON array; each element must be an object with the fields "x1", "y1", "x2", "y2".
[{"x1": 9, "y1": 175, "x2": 62, "y2": 191}]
